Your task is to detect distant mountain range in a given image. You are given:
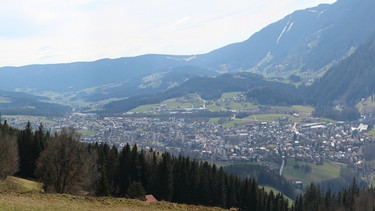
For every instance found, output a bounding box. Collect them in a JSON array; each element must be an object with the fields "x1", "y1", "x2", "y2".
[{"x1": 1, "y1": 0, "x2": 375, "y2": 116}]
